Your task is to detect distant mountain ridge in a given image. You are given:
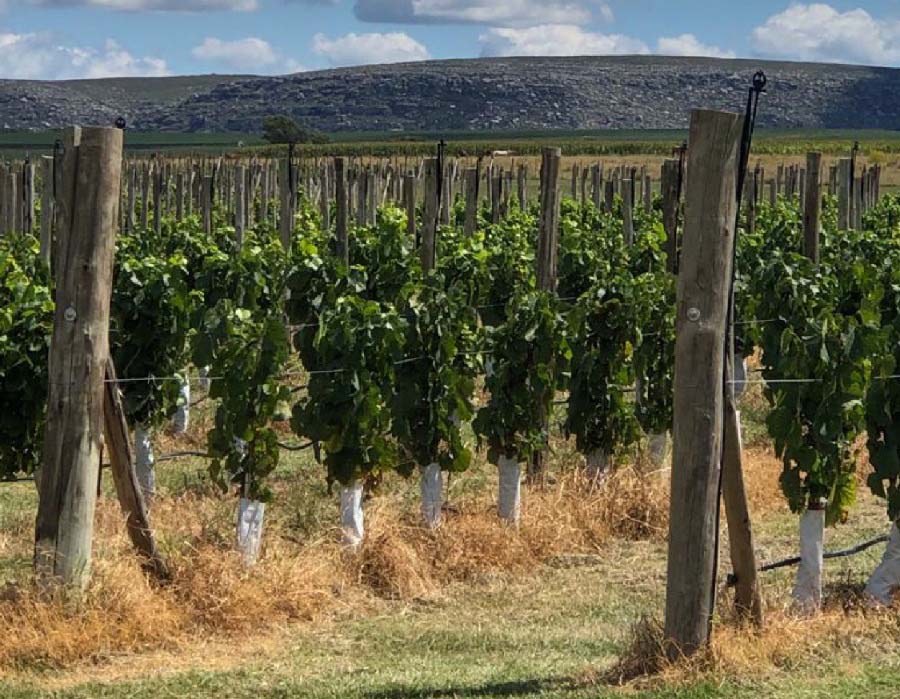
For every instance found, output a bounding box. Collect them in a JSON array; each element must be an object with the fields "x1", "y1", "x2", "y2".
[{"x1": 2, "y1": 56, "x2": 900, "y2": 133}]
